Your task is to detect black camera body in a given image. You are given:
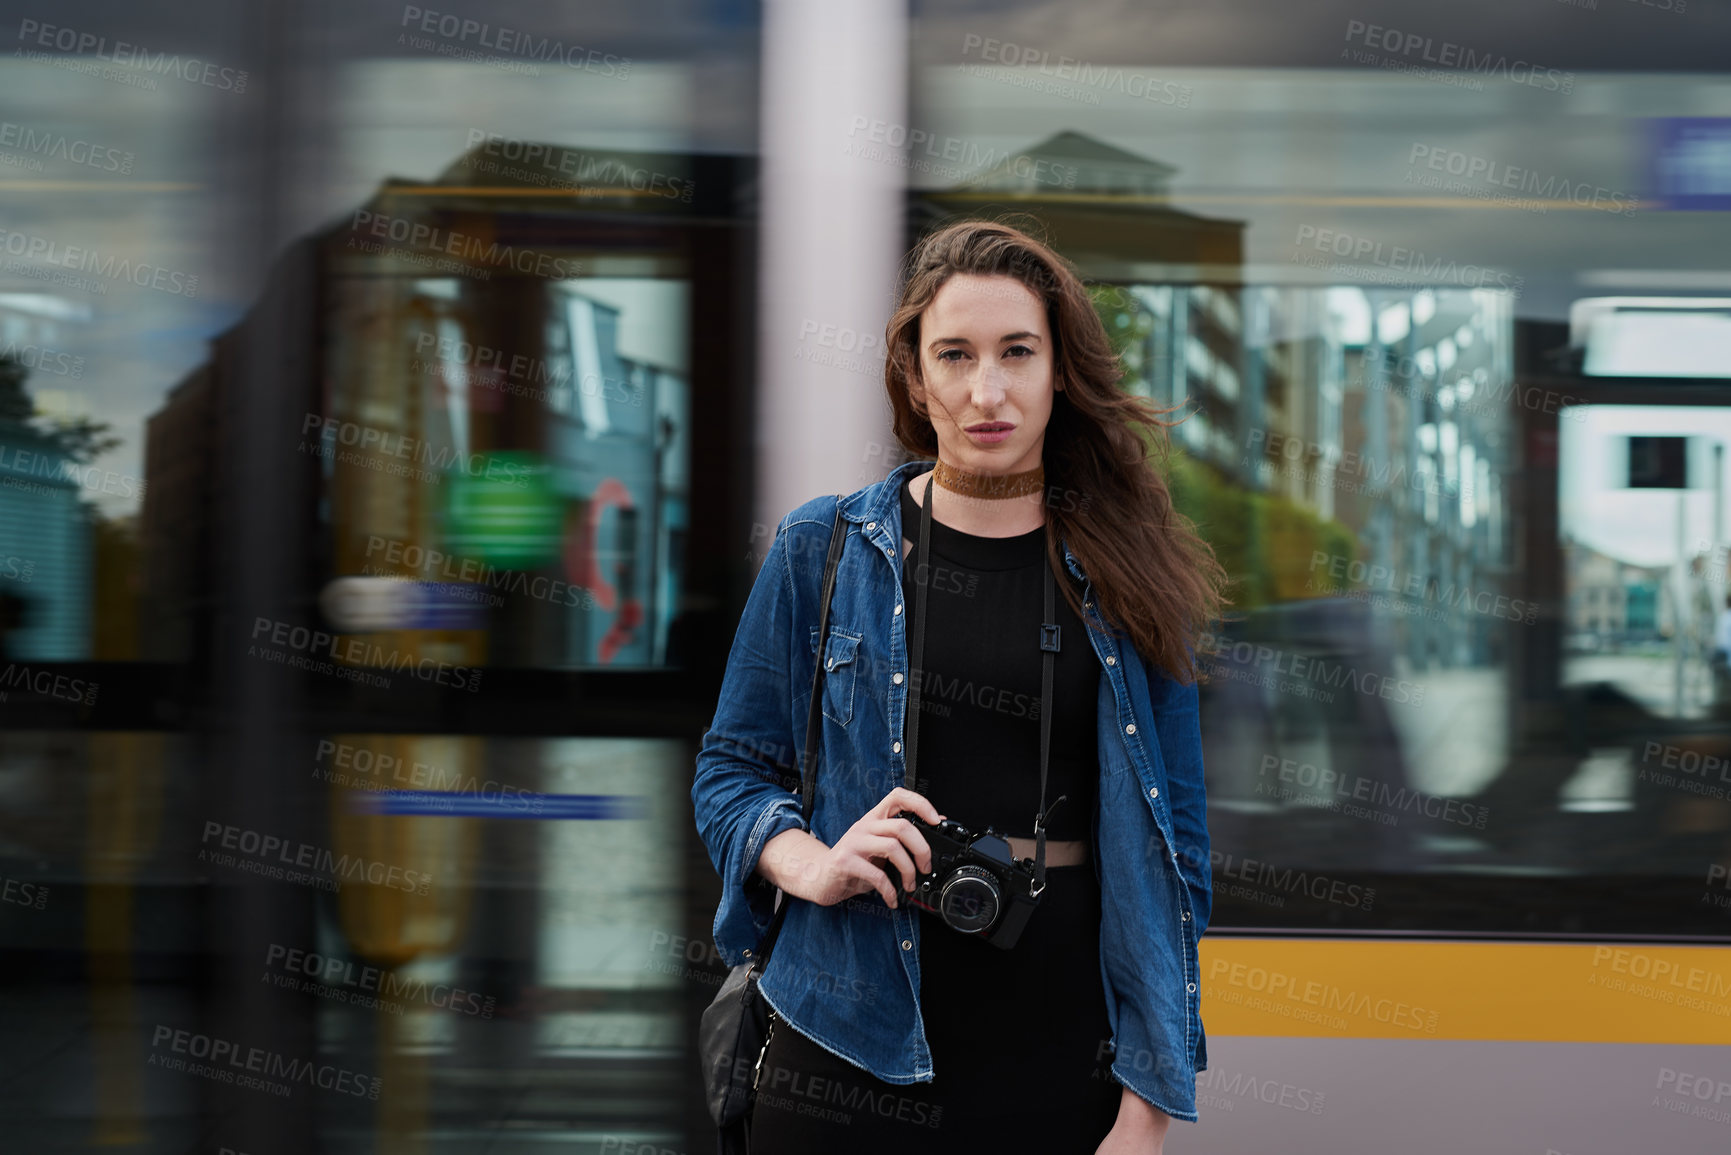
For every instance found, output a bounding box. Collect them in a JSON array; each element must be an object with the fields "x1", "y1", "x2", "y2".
[{"x1": 887, "y1": 814, "x2": 1040, "y2": 950}]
